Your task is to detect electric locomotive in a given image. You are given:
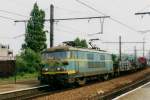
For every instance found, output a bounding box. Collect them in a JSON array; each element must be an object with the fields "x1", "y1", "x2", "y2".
[{"x1": 39, "y1": 46, "x2": 114, "y2": 86}]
